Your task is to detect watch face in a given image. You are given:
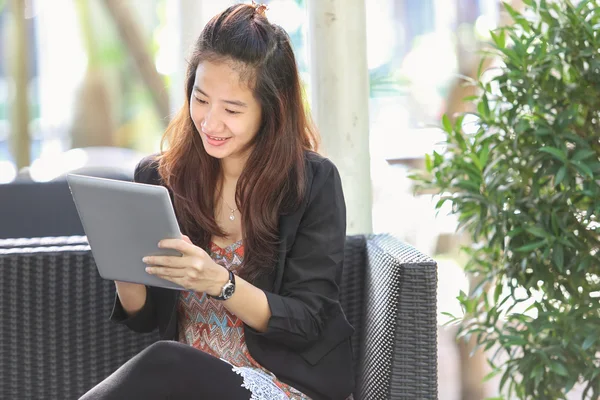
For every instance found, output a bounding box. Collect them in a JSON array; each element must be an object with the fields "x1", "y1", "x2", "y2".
[{"x1": 223, "y1": 283, "x2": 235, "y2": 299}]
